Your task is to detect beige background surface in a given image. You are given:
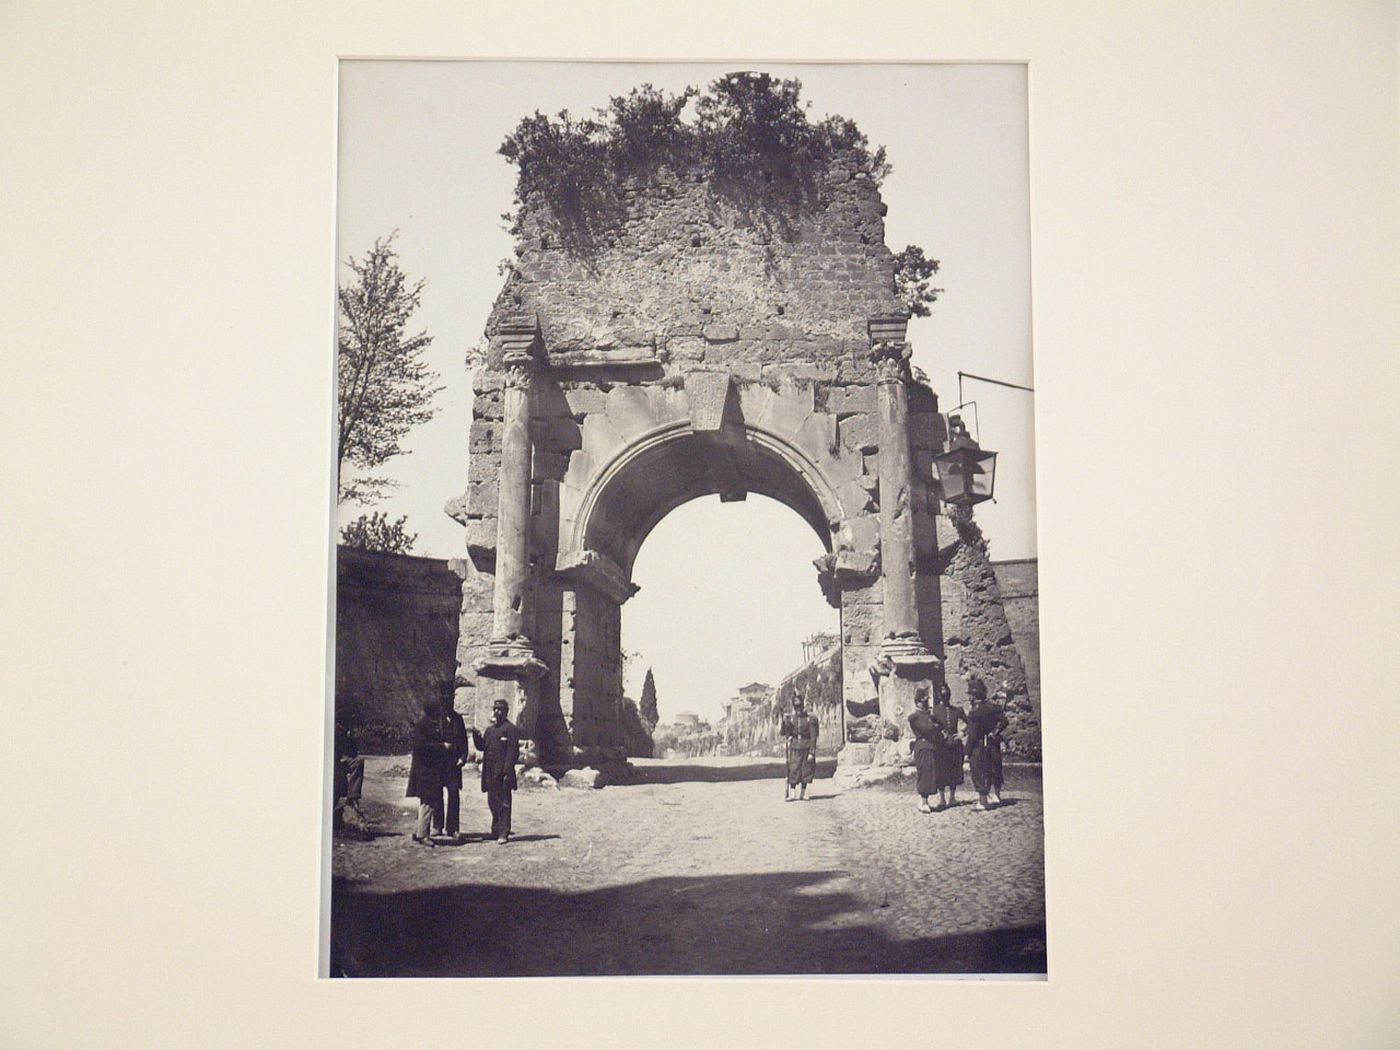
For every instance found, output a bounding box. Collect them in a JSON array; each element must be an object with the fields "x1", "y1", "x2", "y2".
[{"x1": 2, "y1": 3, "x2": 1398, "y2": 1048}]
